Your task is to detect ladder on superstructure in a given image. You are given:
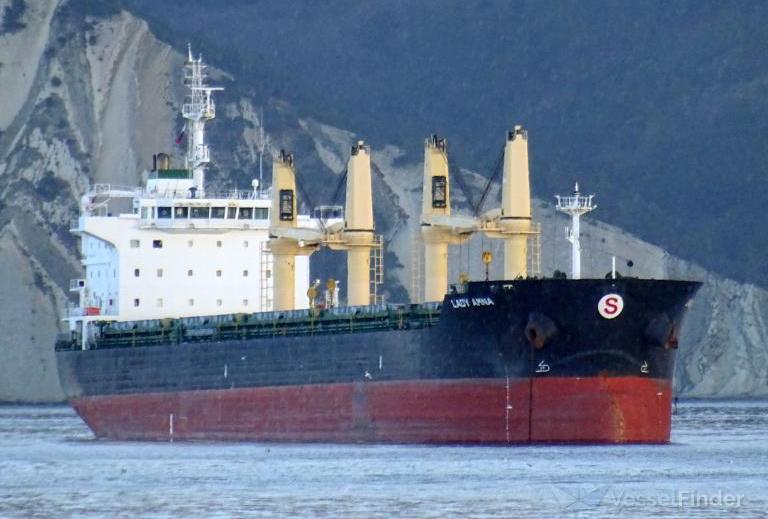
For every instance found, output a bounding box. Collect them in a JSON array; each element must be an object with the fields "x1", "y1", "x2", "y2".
[
  {"x1": 370, "y1": 234, "x2": 384, "y2": 305},
  {"x1": 527, "y1": 221, "x2": 542, "y2": 277},
  {"x1": 260, "y1": 242, "x2": 274, "y2": 312},
  {"x1": 410, "y1": 229, "x2": 423, "y2": 304}
]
